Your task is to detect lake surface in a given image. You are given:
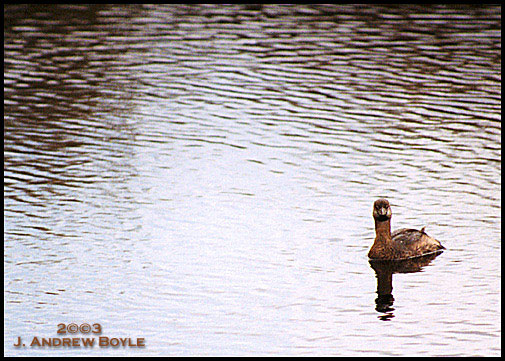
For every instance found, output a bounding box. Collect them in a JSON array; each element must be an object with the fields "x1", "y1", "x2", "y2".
[{"x1": 4, "y1": 4, "x2": 501, "y2": 356}]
